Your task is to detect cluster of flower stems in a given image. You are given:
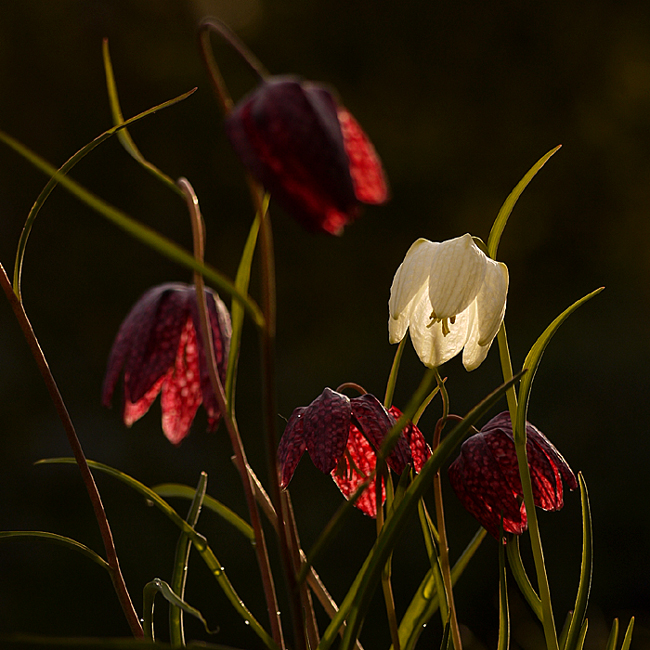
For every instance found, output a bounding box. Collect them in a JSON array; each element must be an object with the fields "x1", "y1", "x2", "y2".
[{"x1": 0, "y1": 17, "x2": 636, "y2": 650}]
